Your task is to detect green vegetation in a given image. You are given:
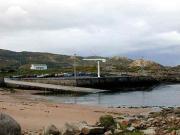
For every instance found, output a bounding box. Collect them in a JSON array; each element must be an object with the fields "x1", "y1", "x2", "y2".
[{"x1": 99, "y1": 115, "x2": 116, "y2": 129}]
